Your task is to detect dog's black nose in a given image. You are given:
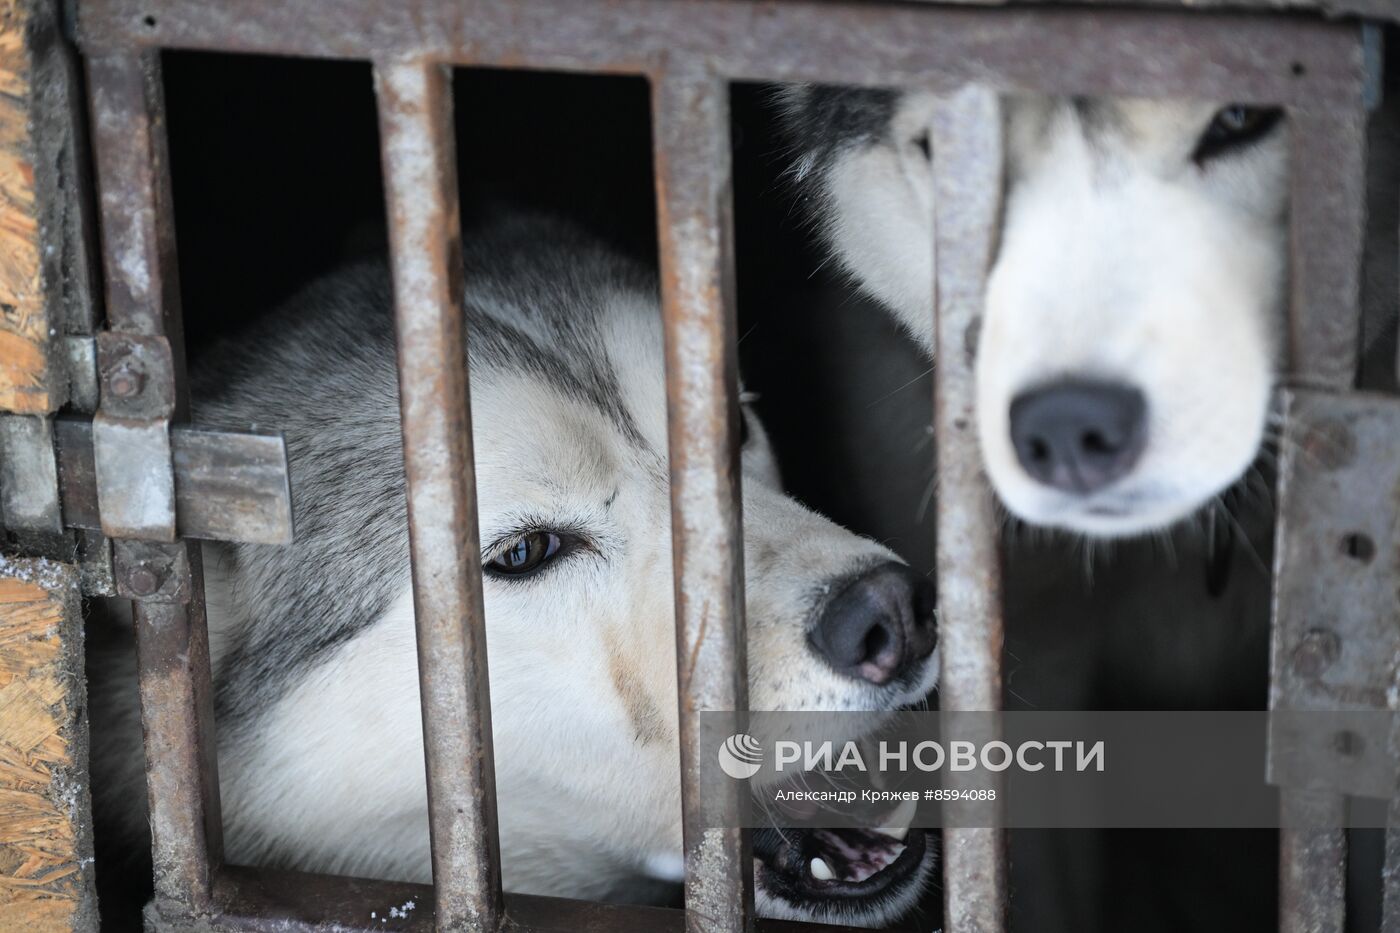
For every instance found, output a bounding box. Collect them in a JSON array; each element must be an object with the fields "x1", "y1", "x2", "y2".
[
  {"x1": 808, "y1": 563, "x2": 937, "y2": 686},
  {"x1": 1009, "y1": 380, "x2": 1147, "y2": 494}
]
